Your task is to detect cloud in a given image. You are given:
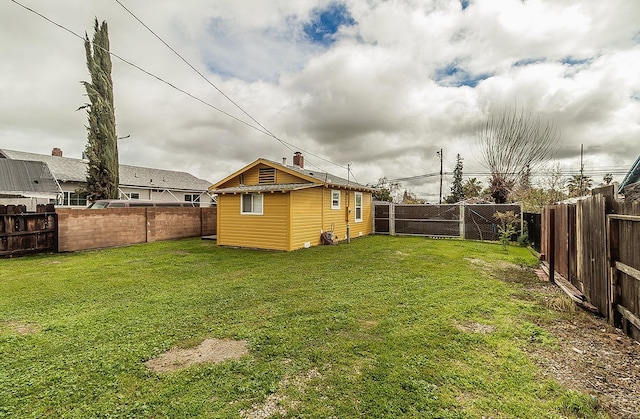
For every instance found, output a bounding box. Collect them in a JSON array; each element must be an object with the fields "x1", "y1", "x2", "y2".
[{"x1": 1, "y1": 0, "x2": 640, "y2": 201}]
